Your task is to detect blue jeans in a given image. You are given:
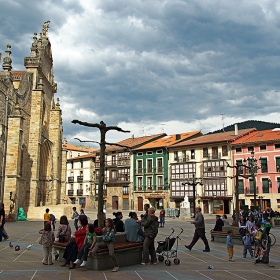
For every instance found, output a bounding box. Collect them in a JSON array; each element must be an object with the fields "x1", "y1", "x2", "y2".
[
  {"x1": 74, "y1": 219, "x2": 78, "y2": 230},
  {"x1": 243, "y1": 245, "x2": 253, "y2": 257},
  {"x1": 77, "y1": 243, "x2": 91, "y2": 261}
]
